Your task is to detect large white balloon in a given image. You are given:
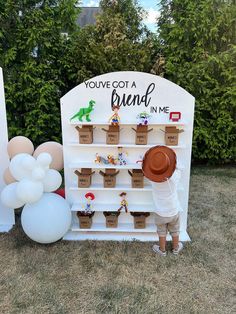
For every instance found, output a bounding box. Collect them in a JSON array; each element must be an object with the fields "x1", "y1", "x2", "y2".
[
  {"x1": 16, "y1": 179, "x2": 44, "y2": 204},
  {"x1": 1, "y1": 182, "x2": 25, "y2": 209},
  {"x1": 21, "y1": 193, "x2": 71, "y2": 244},
  {"x1": 42, "y1": 169, "x2": 62, "y2": 192},
  {"x1": 9, "y1": 154, "x2": 32, "y2": 181}
]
